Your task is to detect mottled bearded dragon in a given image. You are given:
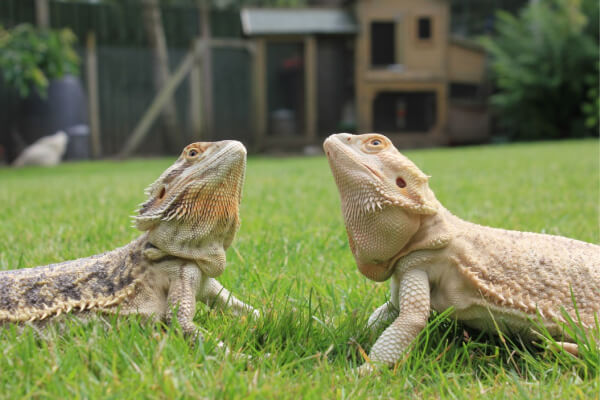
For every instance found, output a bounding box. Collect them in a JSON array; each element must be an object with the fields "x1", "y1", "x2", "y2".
[{"x1": 0, "y1": 141, "x2": 258, "y2": 340}]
